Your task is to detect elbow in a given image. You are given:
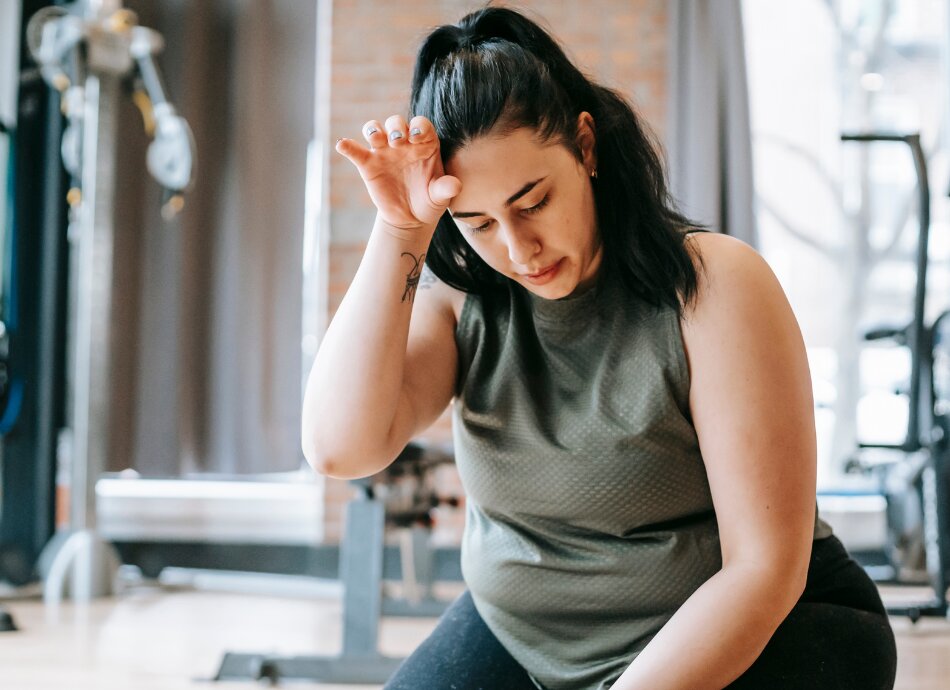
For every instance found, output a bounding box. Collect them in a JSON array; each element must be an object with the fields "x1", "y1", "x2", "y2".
[
  {"x1": 725, "y1": 536, "x2": 812, "y2": 608},
  {"x1": 779, "y1": 543, "x2": 812, "y2": 604},
  {"x1": 778, "y1": 563, "x2": 809, "y2": 616},
  {"x1": 301, "y1": 436, "x2": 345, "y2": 478},
  {"x1": 301, "y1": 433, "x2": 391, "y2": 480},
  {"x1": 302, "y1": 447, "x2": 349, "y2": 479},
  {"x1": 301, "y1": 421, "x2": 342, "y2": 476},
  {"x1": 302, "y1": 444, "x2": 332, "y2": 477},
  {"x1": 774, "y1": 569, "x2": 808, "y2": 617},
  {"x1": 308, "y1": 455, "x2": 346, "y2": 479},
  {"x1": 723, "y1": 558, "x2": 809, "y2": 620},
  {"x1": 301, "y1": 427, "x2": 321, "y2": 473}
]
